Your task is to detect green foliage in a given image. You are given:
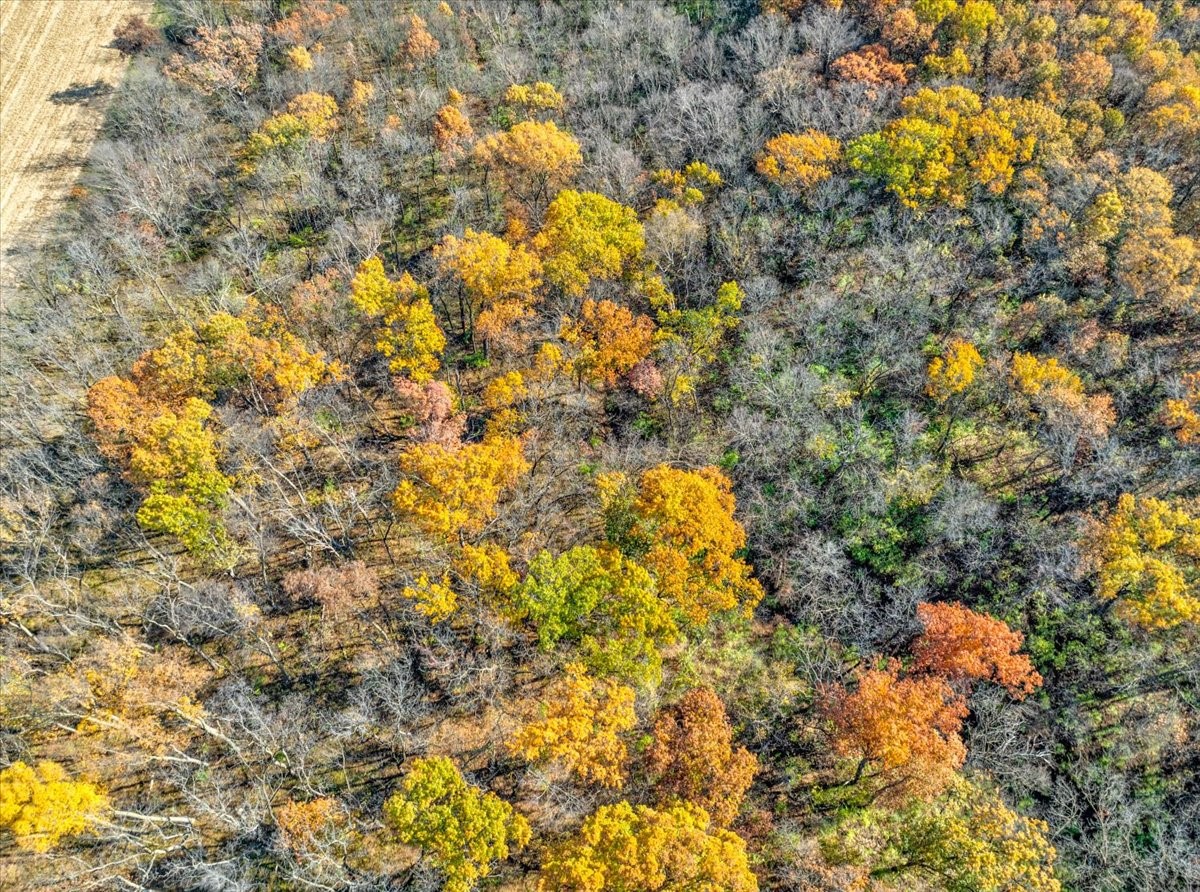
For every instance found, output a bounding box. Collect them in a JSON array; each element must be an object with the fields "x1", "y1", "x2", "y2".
[{"x1": 383, "y1": 757, "x2": 530, "y2": 892}]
